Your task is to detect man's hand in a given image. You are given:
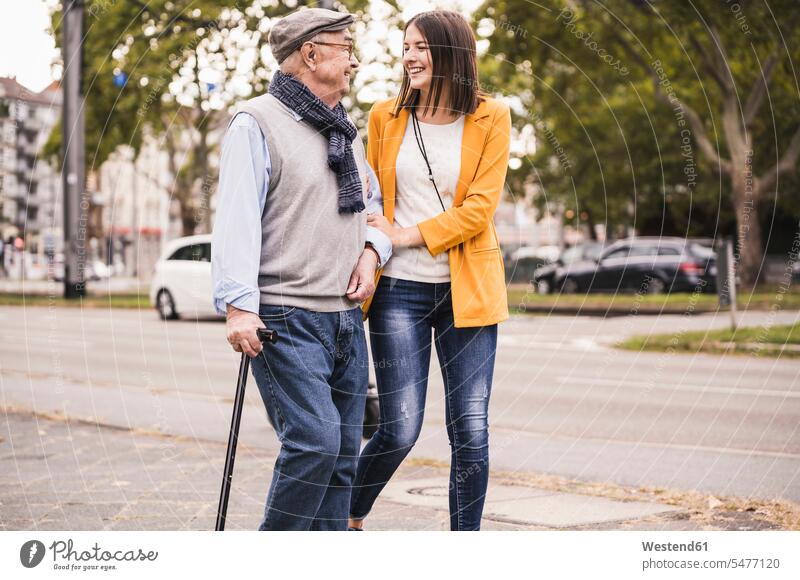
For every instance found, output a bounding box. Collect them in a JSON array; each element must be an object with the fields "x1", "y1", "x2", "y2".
[
  {"x1": 346, "y1": 246, "x2": 379, "y2": 302},
  {"x1": 226, "y1": 304, "x2": 266, "y2": 357}
]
